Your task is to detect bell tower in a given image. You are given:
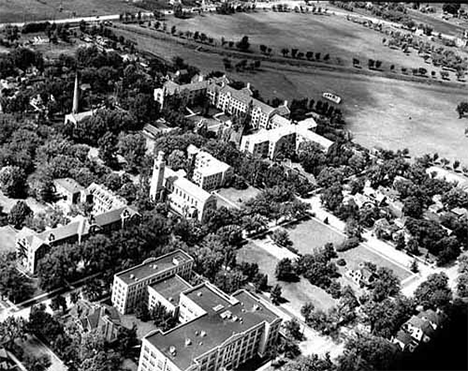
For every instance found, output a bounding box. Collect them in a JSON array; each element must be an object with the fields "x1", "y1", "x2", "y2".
[
  {"x1": 72, "y1": 72, "x2": 79, "y2": 114},
  {"x1": 150, "y1": 151, "x2": 166, "y2": 201}
]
